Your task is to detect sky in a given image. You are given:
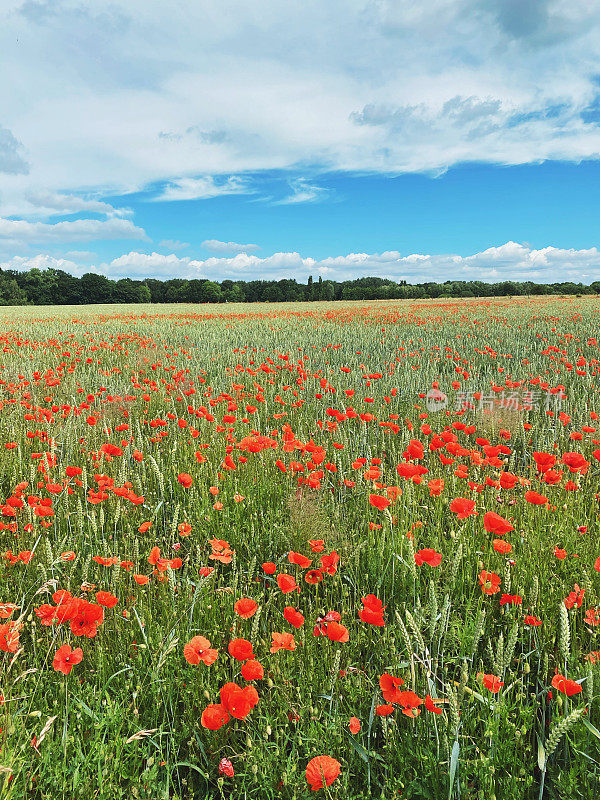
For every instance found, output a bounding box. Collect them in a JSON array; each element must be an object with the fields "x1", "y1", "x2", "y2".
[{"x1": 2, "y1": 0, "x2": 600, "y2": 285}]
